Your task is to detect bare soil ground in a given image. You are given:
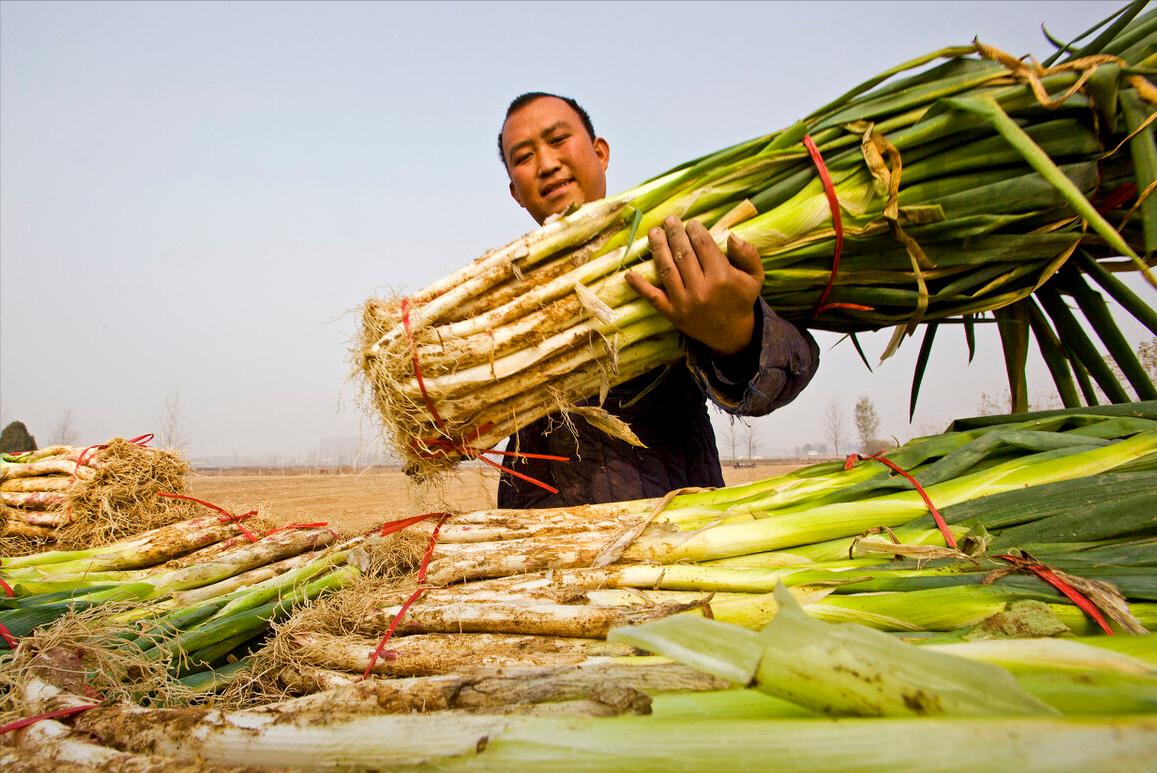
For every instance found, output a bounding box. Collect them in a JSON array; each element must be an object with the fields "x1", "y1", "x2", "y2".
[{"x1": 188, "y1": 461, "x2": 807, "y2": 533}]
